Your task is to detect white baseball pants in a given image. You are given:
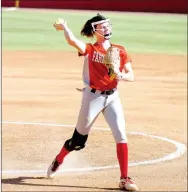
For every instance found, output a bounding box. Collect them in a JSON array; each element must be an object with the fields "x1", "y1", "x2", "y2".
[{"x1": 76, "y1": 87, "x2": 127, "y2": 143}]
